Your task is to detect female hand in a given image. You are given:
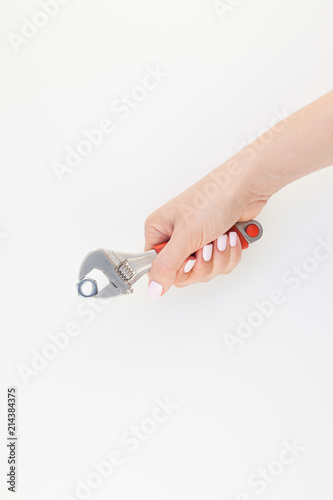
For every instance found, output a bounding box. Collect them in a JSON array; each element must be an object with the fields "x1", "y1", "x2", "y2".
[
  {"x1": 145, "y1": 91, "x2": 333, "y2": 297},
  {"x1": 144, "y1": 164, "x2": 267, "y2": 297}
]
